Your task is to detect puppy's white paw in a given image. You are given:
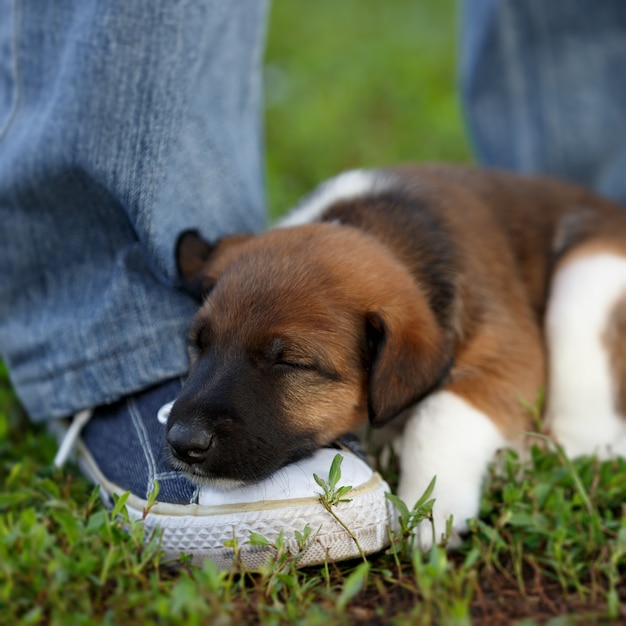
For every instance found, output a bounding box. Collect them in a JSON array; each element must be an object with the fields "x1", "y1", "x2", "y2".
[
  {"x1": 397, "y1": 391, "x2": 508, "y2": 550},
  {"x1": 399, "y1": 478, "x2": 476, "y2": 551}
]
